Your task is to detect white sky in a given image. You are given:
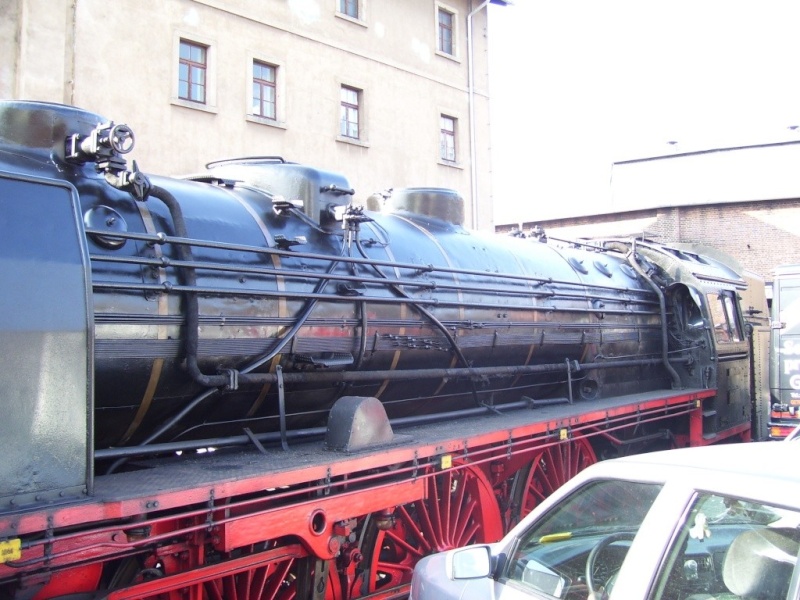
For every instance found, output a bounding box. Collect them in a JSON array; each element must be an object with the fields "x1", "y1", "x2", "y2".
[{"x1": 488, "y1": 1, "x2": 800, "y2": 225}]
